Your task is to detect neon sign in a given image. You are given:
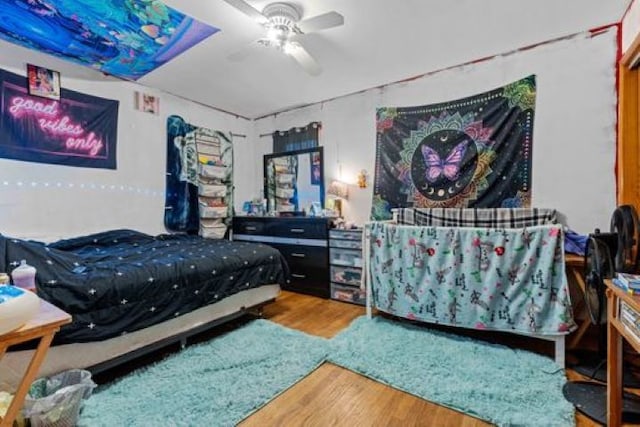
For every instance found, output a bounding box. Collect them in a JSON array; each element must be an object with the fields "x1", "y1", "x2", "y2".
[{"x1": 9, "y1": 96, "x2": 103, "y2": 156}]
